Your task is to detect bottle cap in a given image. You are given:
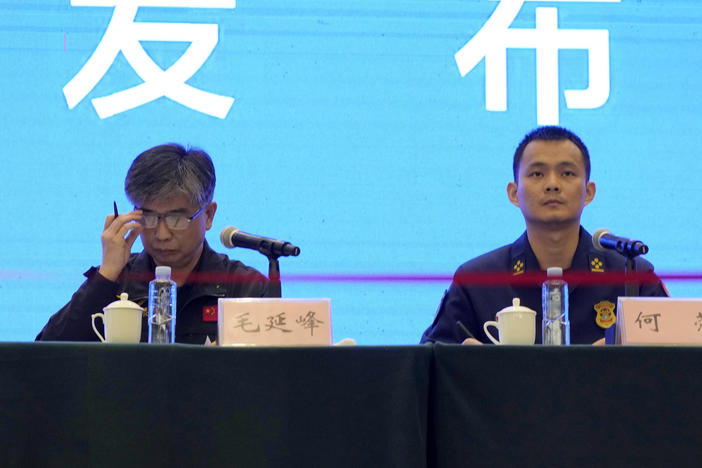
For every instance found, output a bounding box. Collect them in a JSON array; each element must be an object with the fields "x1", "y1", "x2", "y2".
[
  {"x1": 155, "y1": 266, "x2": 172, "y2": 279},
  {"x1": 546, "y1": 267, "x2": 563, "y2": 277}
]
